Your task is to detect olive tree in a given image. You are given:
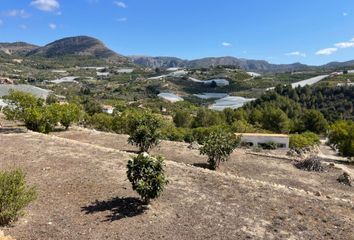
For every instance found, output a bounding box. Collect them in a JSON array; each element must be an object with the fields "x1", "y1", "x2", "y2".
[
  {"x1": 127, "y1": 153, "x2": 168, "y2": 204},
  {"x1": 199, "y1": 129, "x2": 240, "y2": 170}
]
